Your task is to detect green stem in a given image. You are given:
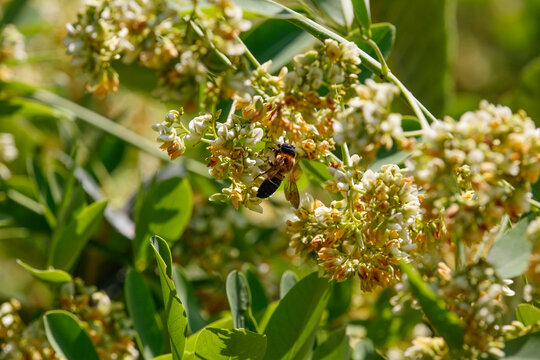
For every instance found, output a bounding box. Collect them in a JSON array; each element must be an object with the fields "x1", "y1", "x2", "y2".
[{"x1": 367, "y1": 38, "x2": 388, "y2": 77}]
